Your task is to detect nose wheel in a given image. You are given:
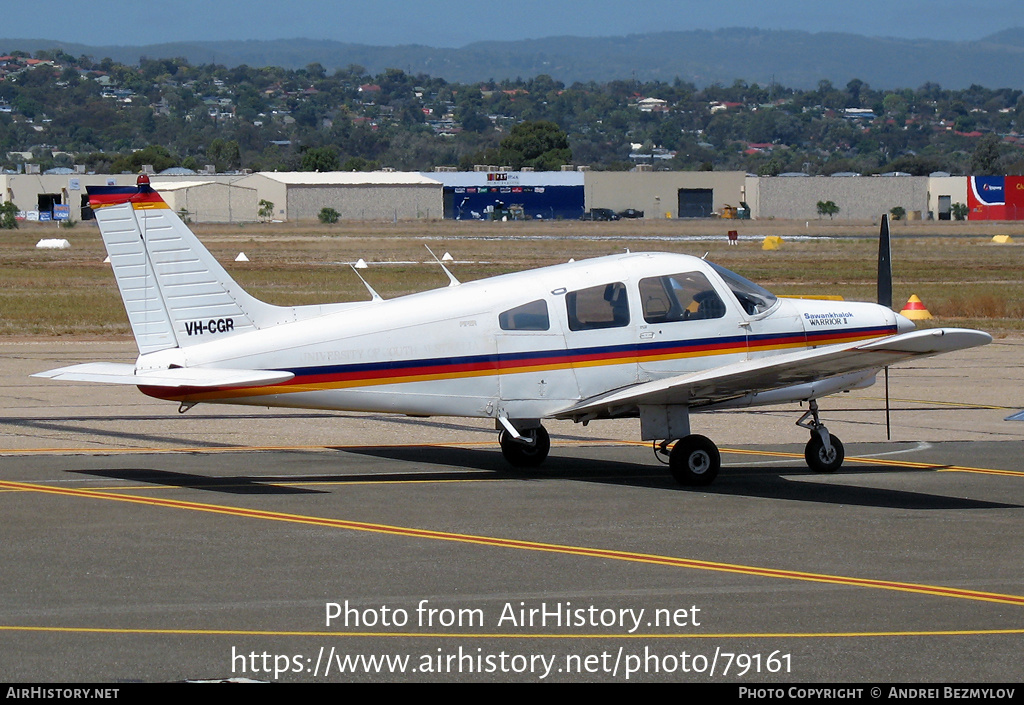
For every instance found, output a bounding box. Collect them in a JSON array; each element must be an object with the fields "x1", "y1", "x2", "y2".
[
  {"x1": 805, "y1": 433, "x2": 844, "y2": 472},
  {"x1": 798, "y1": 400, "x2": 844, "y2": 473}
]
